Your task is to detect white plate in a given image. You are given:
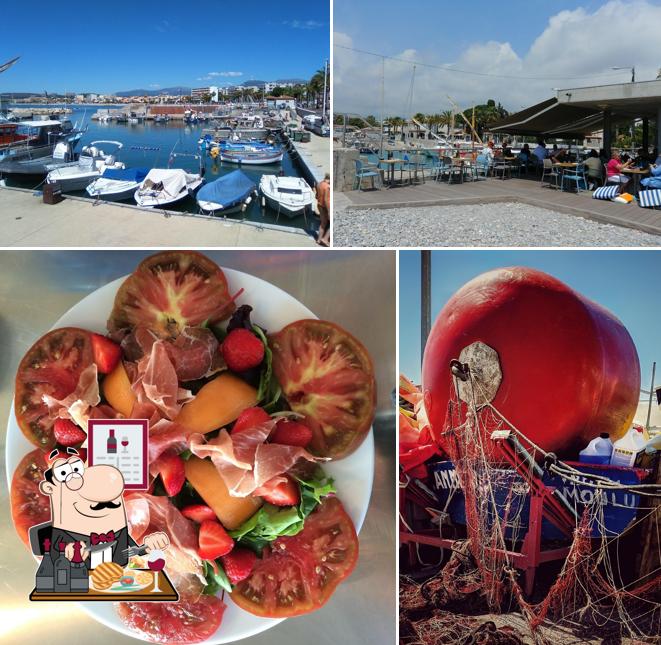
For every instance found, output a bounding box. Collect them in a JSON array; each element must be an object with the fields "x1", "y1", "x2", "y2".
[{"x1": 5, "y1": 267, "x2": 375, "y2": 644}]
